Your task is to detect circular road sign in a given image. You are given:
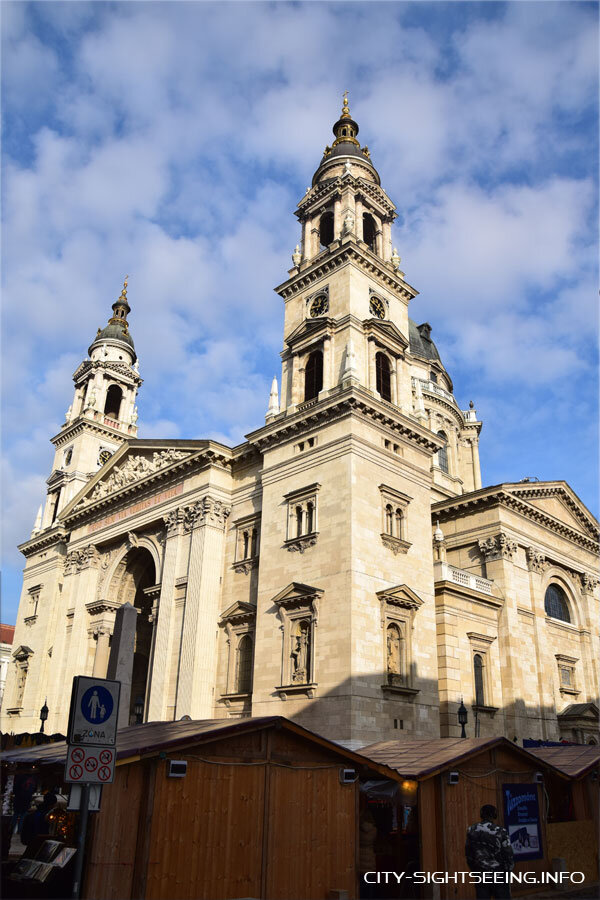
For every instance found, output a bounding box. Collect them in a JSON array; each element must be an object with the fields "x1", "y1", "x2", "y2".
[
  {"x1": 71, "y1": 747, "x2": 84, "y2": 763},
  {"x1": 84, "y1": 756, "x2": 98, "y2": 772},
  {"x1": 99, "y1": 749, "x2": 113, "y2": 765},
  {"x1": 80, "y1": 685, "x2": 114, "y2": 724},
  {"x1": 98, "y1": 765, "x2": 112, "y2": 782},
  {"x1": 69, "y1": 764, "x2": 83, "y2": 780}
]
